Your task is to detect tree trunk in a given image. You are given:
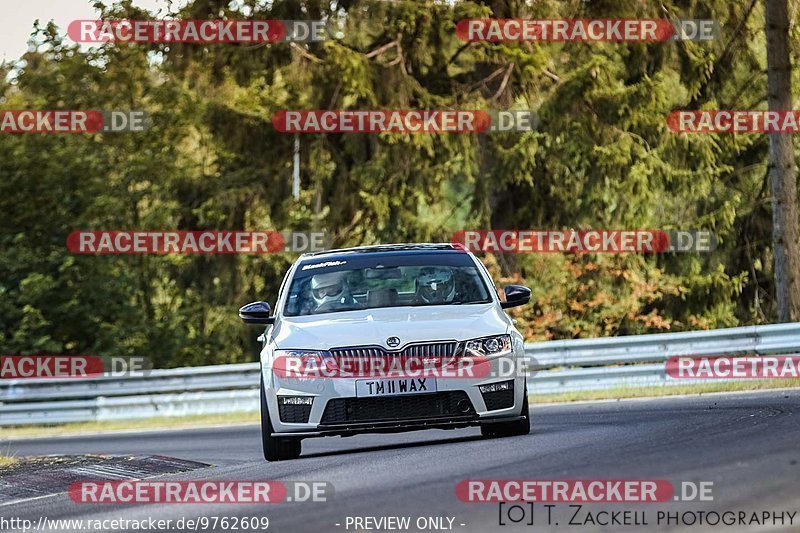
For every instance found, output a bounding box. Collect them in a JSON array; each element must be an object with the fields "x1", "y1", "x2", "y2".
[{"x1": 765, "y1": 0, "x2": 800, "y2": 321}]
